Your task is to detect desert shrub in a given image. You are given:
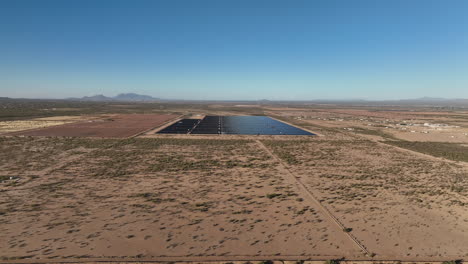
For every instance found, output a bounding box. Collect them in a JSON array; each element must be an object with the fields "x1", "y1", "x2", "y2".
[
  {"x1": 442, "y1": 260, "x2": 462, "y2": 264},
  {"x1": 0, "y1": 176, "x2": 11, "y2": 181},
  {"x1": 383, "y1": 141, "x2": 468, "y2": 162},
  {"x1": 266, "y1": 193, "x2": 282, "y2": 199},
  {"x1": 350, "y1": 127, "x2": 397, "y2": 139}
]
